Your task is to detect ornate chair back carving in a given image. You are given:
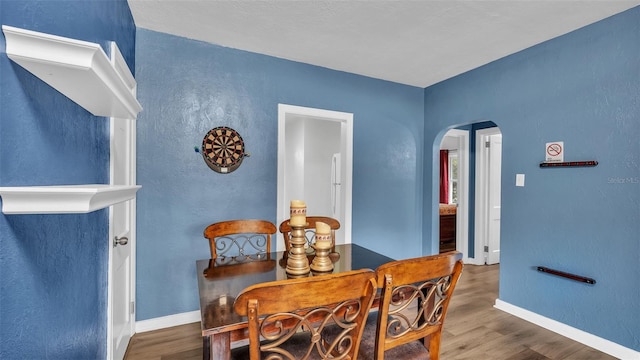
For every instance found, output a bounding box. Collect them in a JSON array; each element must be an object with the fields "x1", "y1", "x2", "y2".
[
  {"x1": 369, "y1": 252, "x2": 463, "y2": 360},
  {"x1": 203, "y1": 220, "x2": 276, "y2": 263},
  {"x1": 279, "y1": 216, "x2": 340, "y2": 253},
  {"x1": 233, "y1": 269, "x2": 377, "y2": 360}
]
